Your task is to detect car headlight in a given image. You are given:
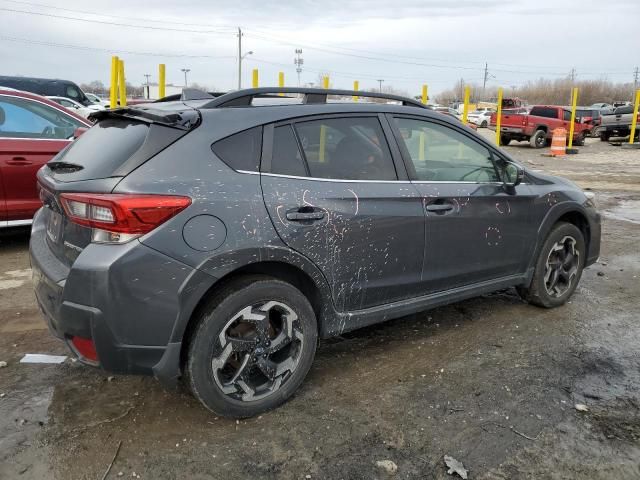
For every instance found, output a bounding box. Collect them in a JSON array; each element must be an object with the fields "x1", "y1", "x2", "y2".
[{"x1": 583, "y1": 191, "x2": 598, "y2": 209}]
